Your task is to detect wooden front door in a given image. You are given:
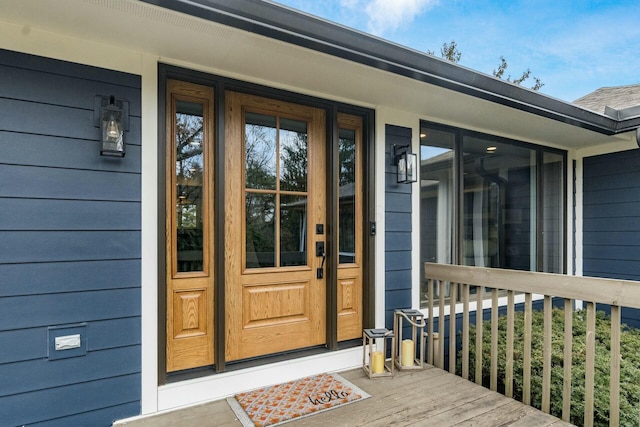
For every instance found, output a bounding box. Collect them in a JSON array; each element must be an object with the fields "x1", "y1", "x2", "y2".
[{"x1": 225, "y1": 92, "x2": 327, "y2": 361}]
